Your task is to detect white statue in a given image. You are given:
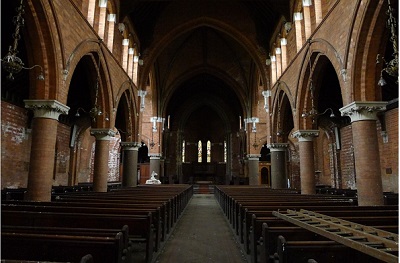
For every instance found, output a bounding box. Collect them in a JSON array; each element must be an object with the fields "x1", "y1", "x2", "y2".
[{"x1": 146, "y1": 171, "x2": 161, "y2": 184}]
